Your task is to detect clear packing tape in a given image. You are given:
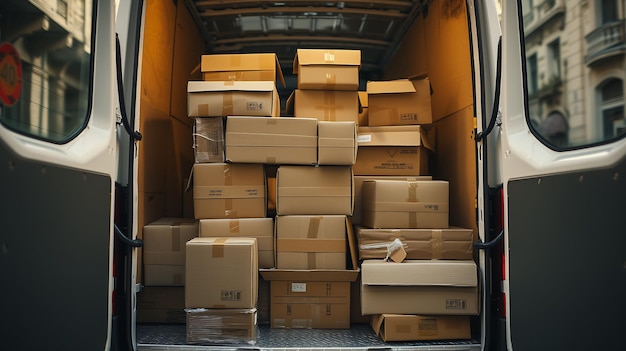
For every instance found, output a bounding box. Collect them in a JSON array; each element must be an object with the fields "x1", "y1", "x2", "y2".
[{"x1": 360, "y1": 238, "x2": 408, "y2": 262}]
